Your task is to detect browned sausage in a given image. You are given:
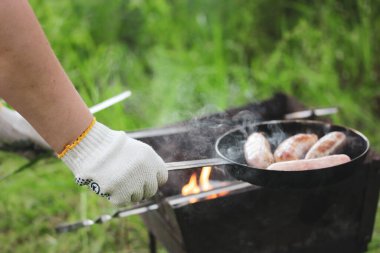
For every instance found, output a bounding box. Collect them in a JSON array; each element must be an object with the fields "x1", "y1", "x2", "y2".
[
  {"x1": 305, "y1": 131, "x2": 346, "y2": 159},
  {"x1": 244, "y1": 132, "x2": 274, "y2": 169},
  {"x1": 266, "y1": 154, "x2": 351, "y2": 171},
  {"x1": 274, "y1": 134, "x2": 318, "y2": 162}
]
